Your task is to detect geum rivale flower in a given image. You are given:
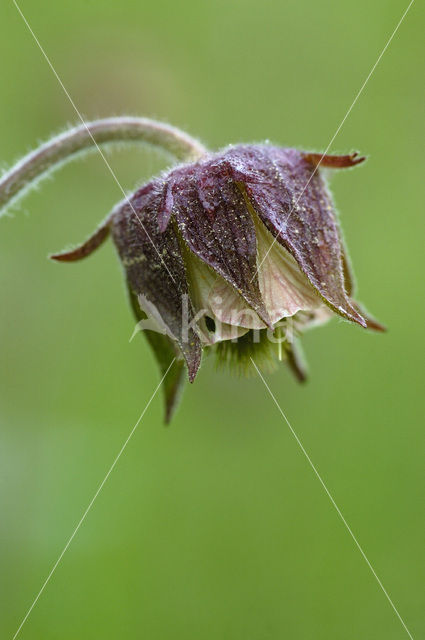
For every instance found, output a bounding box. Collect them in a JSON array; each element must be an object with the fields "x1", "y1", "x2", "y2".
[{"x1": 51, "y1": 144, "x2": 384, "y2": 421}]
